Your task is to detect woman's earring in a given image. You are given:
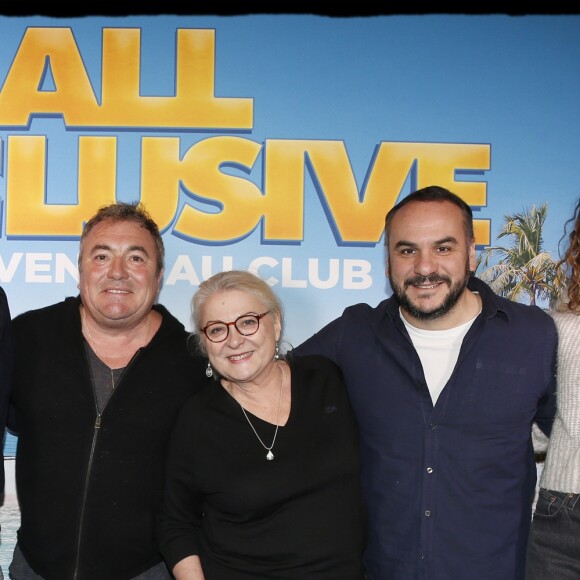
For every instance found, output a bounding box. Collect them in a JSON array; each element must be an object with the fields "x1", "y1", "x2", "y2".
[
  {"x1": 205, "y1": 362, "x2": 213, "y2": 378},
  {"x1": 274, "y1": 342, "x2": 280, "y2": 361}
]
